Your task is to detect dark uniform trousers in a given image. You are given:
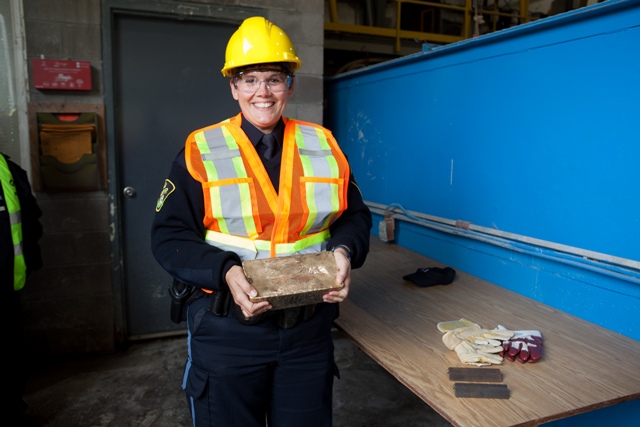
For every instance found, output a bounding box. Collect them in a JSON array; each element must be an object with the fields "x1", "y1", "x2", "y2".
[{"x1": 184, "y1": 296, "x2": 339, "y2": 427}]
